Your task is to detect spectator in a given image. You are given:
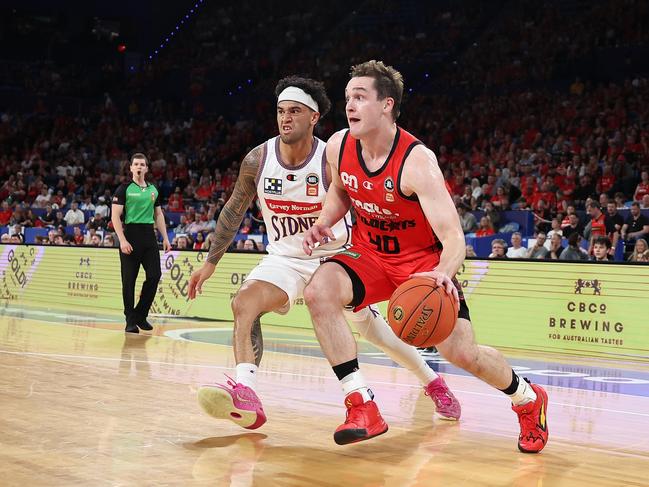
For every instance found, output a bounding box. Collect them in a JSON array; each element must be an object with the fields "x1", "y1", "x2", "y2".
[
  {"x1": 39, "y1": 204, "x2": 56, "y2": 226},
  {"x1": 95, "y1": 196, "x2": 110, "y2": 219},
  {"x1": 52, "y1": 210, "x2": 66, "y2": 228},
  {"x1": 193, "y1": 232, "x2": 205, "y2": 250},
  {"x1": 482, "y1": 200, "x2": 501, "y2": 229},
  {"x1": 634, "y1": 171, "x2": 649, "y2": 202},
  {"x1": 239, "y1": 217, "x2": 254, "y2": 235},
  {"x1": 103, "y1": 234, "x2": 116, "y2": 247},
  {"x1": 585, "y1": 202, "x2": 618, "y2": 252},
  {"x1": 642, "y1": 194, "x2": 649, "y2": 210},
  {"x1": 590, "y1": 236, "x2": 612, "y2": 262},
  {"x1": 466, "y1": 244, "x2": 477, "y2": 257},
  {"x1": 470, "y1": 178, "x2": 483, "y2": 202},
  {"x1": 560, "y1": 233, "x2": 588, "y2": 261},
  {"x1": 22, "y1": 209, "x2": 37, "y2": 227},
  {"x1": 506, "y1": 232, "x2": 527, "y2": 258},
  {"x1": 89, "y1": 234, "x2": 102, "y2": 246},
  {"x1": 475, "y1": 216, "x2": 495, "y2": 237},
  {"x1": 458, "y1": 204, "x2": 478, "y2": 234},
  {"x1": 186, "y1": 213, "x2": 207, "y2": 234},
  {"x1": 64, "y1": 201, "x2": 85, "y2": 226},
  {"x1": 546, "y1": 233, "x2": 564, "y2": 260},
  {"x1": 8, "y1": 224, "x2": 24, "y2": 241},
  {"x1": 194, "y1": 178, "x2": 213, "y2": 202},
  {"x1": 614, "y1": 192, "x2": 627, "y2": 209},
  {"x1": 0, "y1": 201, "x2": 12, "y2": 226},
  {"x1": 628, "y1": 239, "x2": 648, "y2": 262},
  {"x1": 174, "y1": 215, "x2": 190, "y2": 234},
  {"x1": 72, "y1": 226, "x2": 84, "y2": 245},
  {"x1": 167, "y1": 187, "x2": 185, "y2": 212},
  {"x1": 546, "y1": 218, "x2": 563, "y2": 242},
  {"x1": 489, "y1": 239, "x2": 508, "y2": 259},
  {"x1": 621, "y1": 202, "x2": 649, "y2": 249},
  {"x1": 34, "y1": 188, "x2": 51, "y2": 208},
  {"x1": 242, "y1": 239, "x2": 258, "y2": 251},
  {"x1": 527, "y1": 233, "x2": 549, "y2": 259},
  {"x1": 80, "y1": 196, "x2": 95, "y2": 212},
  {"x1": 562, "y1": 213, "x2": 584, "y2": 239},
  {"x1": 87, "y1": 214, "x2": 108, "y2": 231},
  {"x1": 175, "y1": 234, "x2": 190, "y2": 250},
  {"x1": 1, "y1": 234, "x2": 10, "y2": 244},
  {"x1": 606, "y1": 202, "x2": 624, "y2": 234}
]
